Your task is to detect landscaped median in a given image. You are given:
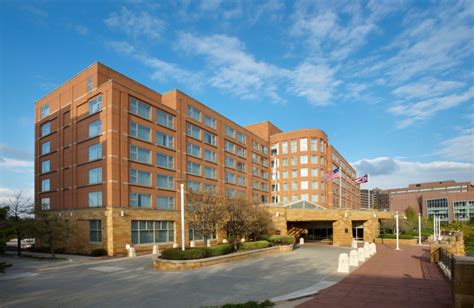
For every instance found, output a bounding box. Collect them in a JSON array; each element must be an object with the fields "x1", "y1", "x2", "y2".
[
  {"x1": 154, "y1": 236, "x2": 295, "y2": 271},
  {"x1": 374, "y1": 233, "x2": 418, "y2": 245}
]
